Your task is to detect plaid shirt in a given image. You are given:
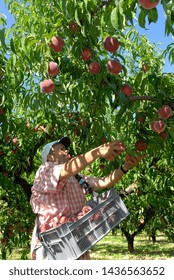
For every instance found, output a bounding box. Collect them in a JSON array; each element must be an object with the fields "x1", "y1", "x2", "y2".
[{"x1": 30, "y1": 162, "x2": 86, "y2": 257}]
